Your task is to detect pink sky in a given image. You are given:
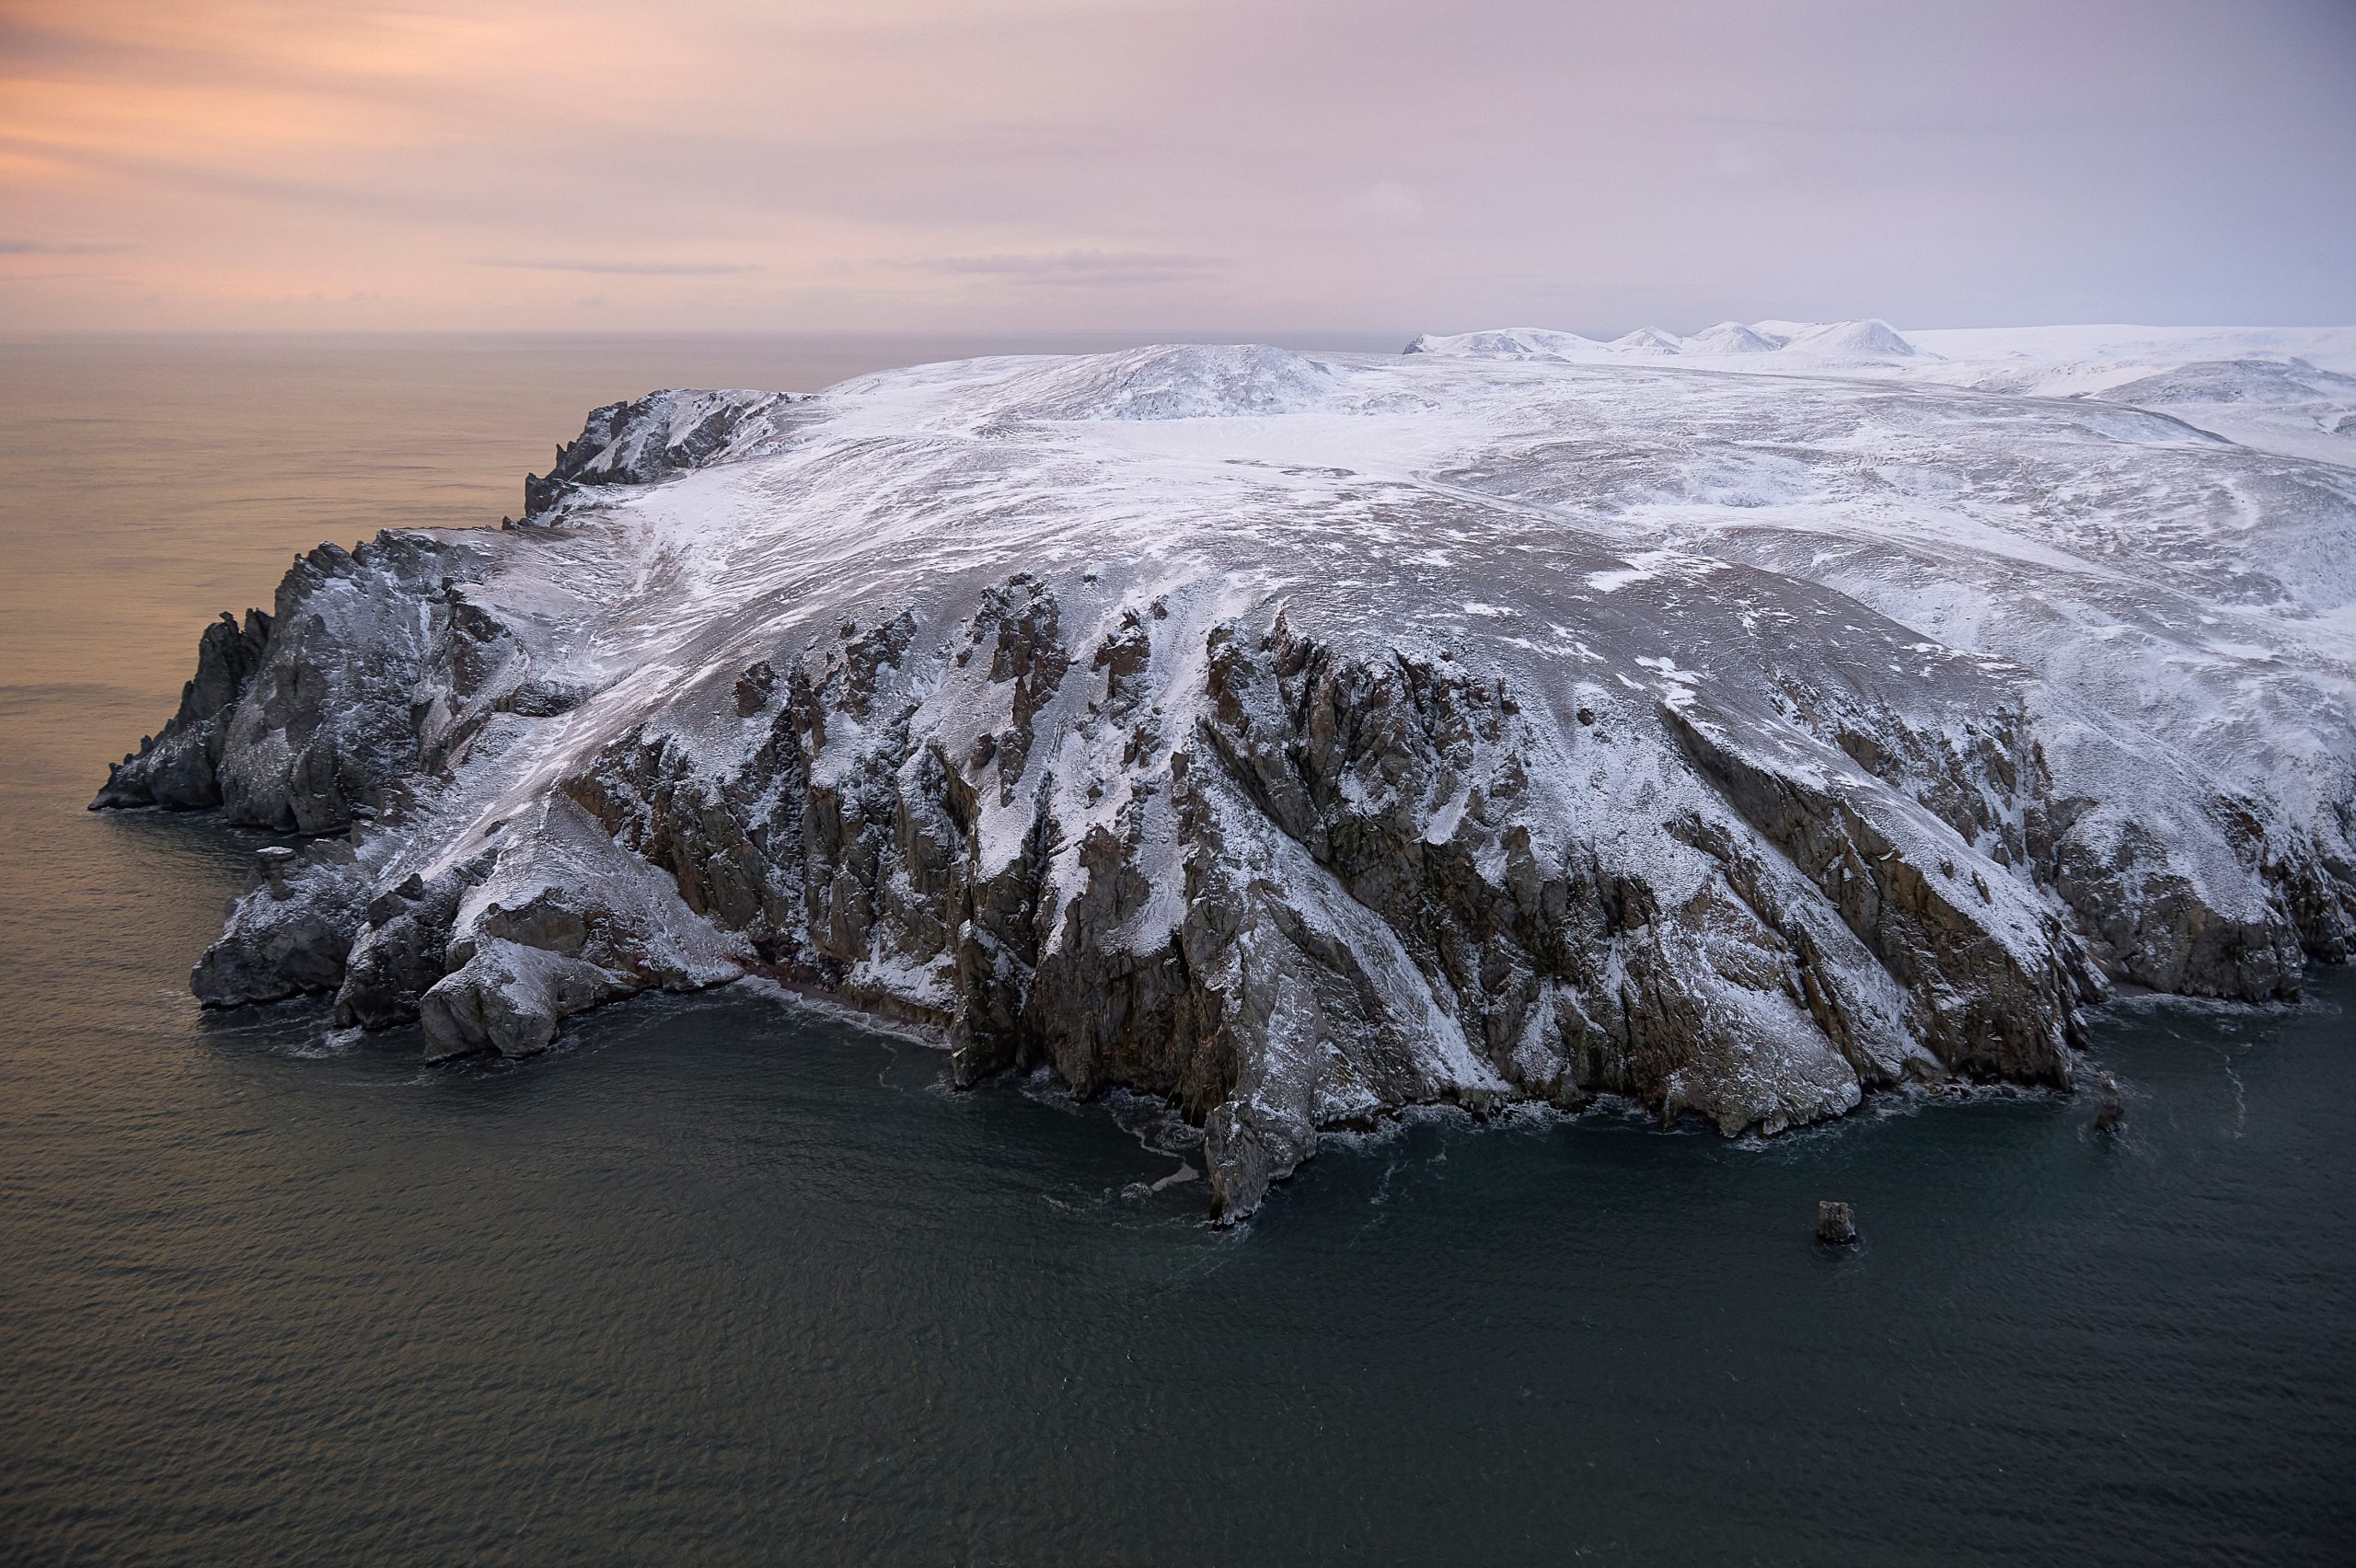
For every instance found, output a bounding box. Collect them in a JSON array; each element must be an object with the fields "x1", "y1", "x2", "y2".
[{"x1": 3, "y1": 0, "x2": 2351, "y2": 332}]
